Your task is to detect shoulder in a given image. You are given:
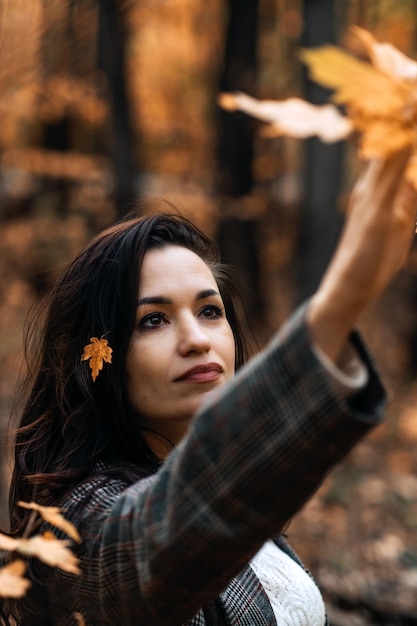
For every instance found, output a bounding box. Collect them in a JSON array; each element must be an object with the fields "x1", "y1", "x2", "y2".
[{"x1": 60, "y1": 461, "x2": 153, "y2": 533}]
